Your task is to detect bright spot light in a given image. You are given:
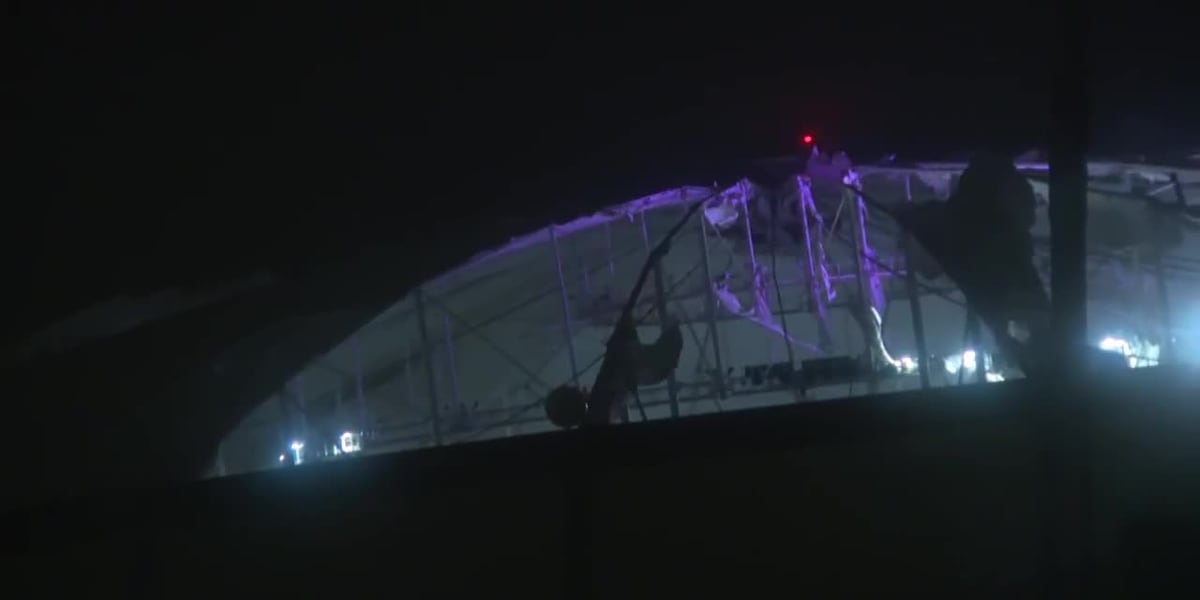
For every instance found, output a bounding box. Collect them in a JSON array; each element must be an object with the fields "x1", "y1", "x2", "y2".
[
  {"x1": 960, "y1": 350, "x2": 979, "y2": 372},
  {"x1": 289, "y1": 440, "x2": 305, "y2": 465},
  {"x1": 898, "y1": 355, "x2": 917, "y2": 374},
  {"x1": 1135, "y1": 339, "x2": 1161, "y2": 368},
  {"x1": 943, "y1": 355, "x2": 960, "y2": 374},
  {"x1": 340, "y1": 431, "x2": 362, "y2": 454},
  {"x1": 278, "y1": 454, "x2": 286, "y2": 462},
  {"x1": 945, "y1": 349, "x2": 980, "y2": 375},
  {"x1": 962, "y1": 349, "x2": 977, "y2": 372},
  {"x1": 985, "y1": 372, "x2": 1005, "y2": 383},
  {"x1": 1099, "y1": 336, "x2": 1129, "y2": 355},
  {"x1": 1097, "y1": 335, "x2": 1157, "y2": 369},
  {"x1": 802, "y1": 134, "x2": 814, "y2": 145}
]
